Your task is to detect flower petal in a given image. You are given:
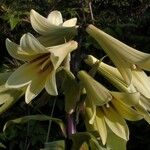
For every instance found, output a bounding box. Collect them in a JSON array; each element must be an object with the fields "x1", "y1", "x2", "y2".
[
  {"x1": 47, "y1": 10, "x2": 63, "y2": 25},
  {"x1": 96, "y1": 108, "x2": 107, "y2": 145},
  {"x1": 85, "y1": 55, "x2": 129, "y2": 88},
  {"x1": 112, "y1": 97, "x2": 143, "y2": 121},
  {"x1": 86, "y1": 98, "x2": 97, "y2": 125},
  {"x1": 6, "y1": 62, "x2": 39, "y2": 88},
  {"x1": 132, "y1": 69, "x2": 150, "y2": 98},
  {"x1": 49, "y1": 41, "x2": 78, "y2": 69},
  {"x1": 137, "y1": 58, "x2": 150, "y2": 71},
  {"x1": 45, "y1": 70, "x2": 58, "y2": 96},
  {"x1": 86, "y1": 25, "x2": 150, "y2": 83},
  {"x1": 63, "y1": 18, "x2": 77, "y2": 27},
  {"x1": 103, "y1": 106, "x2": 129, "y2": 141},
  {"x1": 37, "y1": 35, "x2": 66, "y2": 47},
  {"x1": 135, "y1": 102, "x2": 150, "y2": 124},
  {"x1": 111, "y1": 92, "x2": 140, "y2": 106},
  {"x1": 84, "y1": 106, "x2": 107, "y2": 145},
  {"x1": 6, "y1": 39, "x2": 35, "y2": 61},
  {"x1": 25, "y1": 76, "x2": 46, "y2": 103},
  {"x1": 20, "y1": 33, "x2": 49, "y2": 54},
  {"x1": 30, "y1": 9, "x2": 77, "y2": 41},
  {"x1": 78, "y1": 71, "x2": 112, "y2": 106},
  {"x1": 30, "y1": 9, "x2": 58, "y2": 35},
  {"x1": 140, "y1": 95, "x2": 150, "y2": 111}
]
